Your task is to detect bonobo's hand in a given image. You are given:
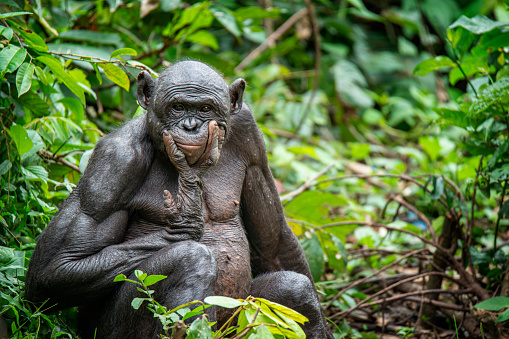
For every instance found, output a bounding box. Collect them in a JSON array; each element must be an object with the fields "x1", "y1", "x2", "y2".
[
  {"x1": 163, "y1": 120, "x2": 221, "y2": 180},
  {"x1": 161, "y1": 121, "x2": 221, "y2": 241}
]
